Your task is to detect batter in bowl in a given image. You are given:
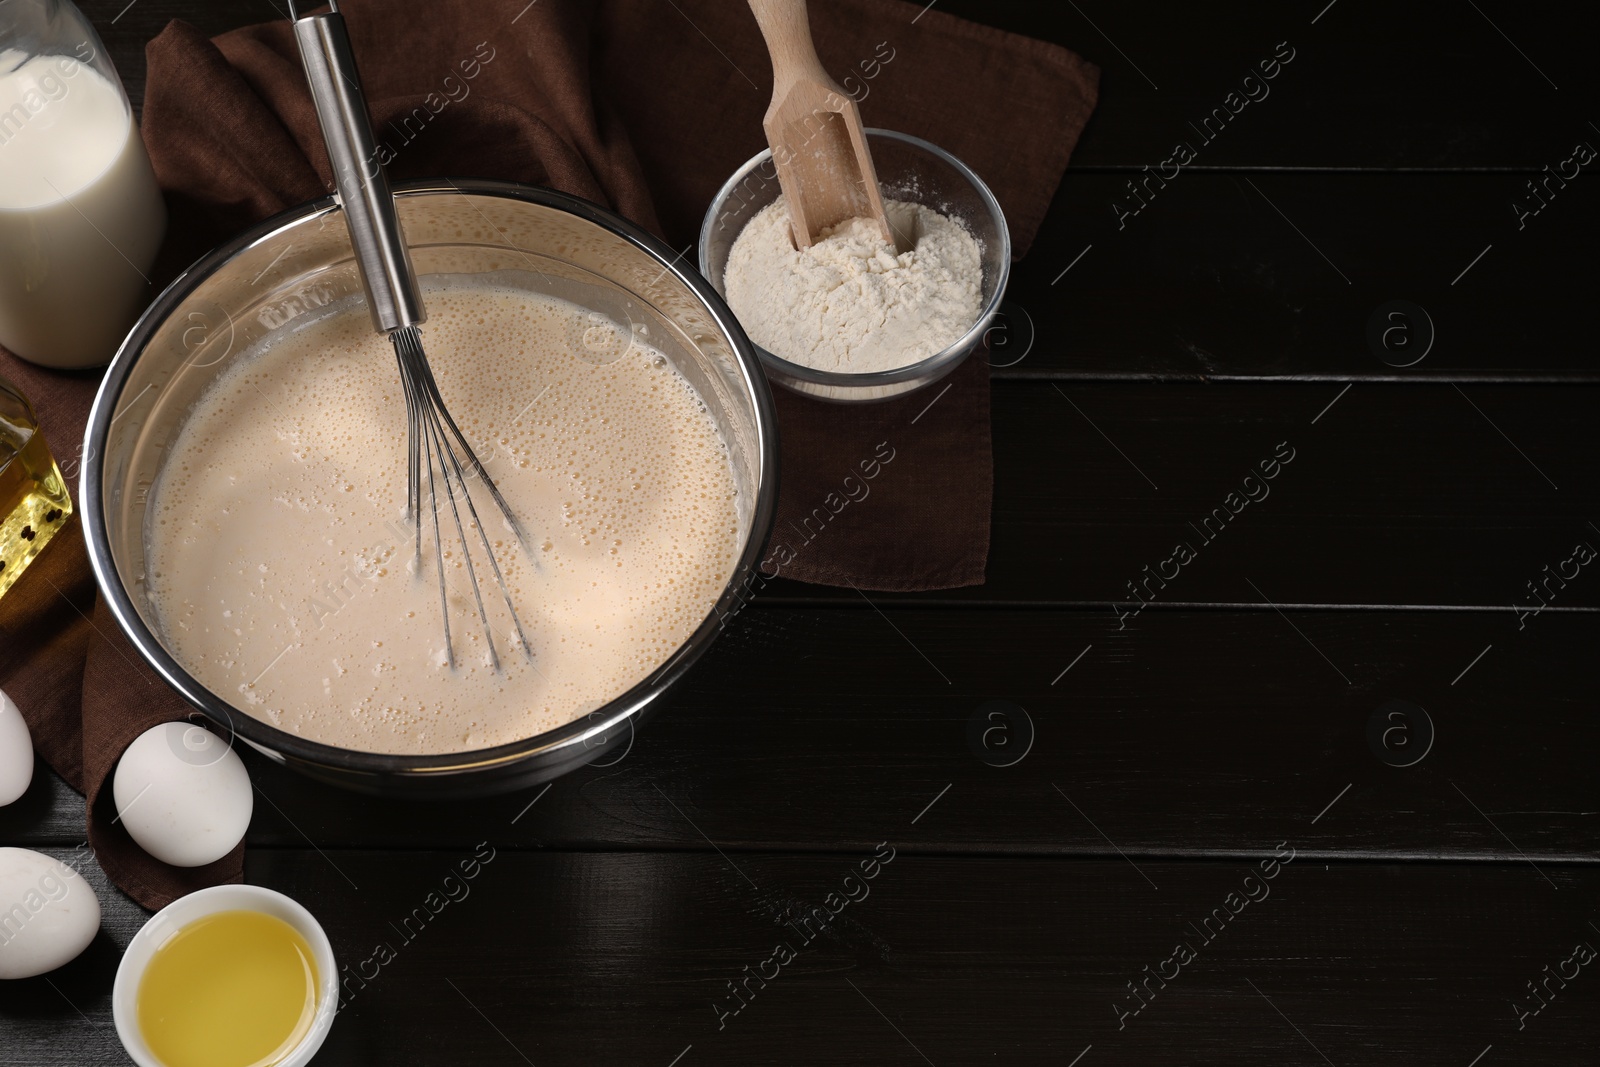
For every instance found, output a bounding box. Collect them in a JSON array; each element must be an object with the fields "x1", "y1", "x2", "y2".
[{"x1": 145, "y1": 283, "x2": 741, "y2": 755}]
